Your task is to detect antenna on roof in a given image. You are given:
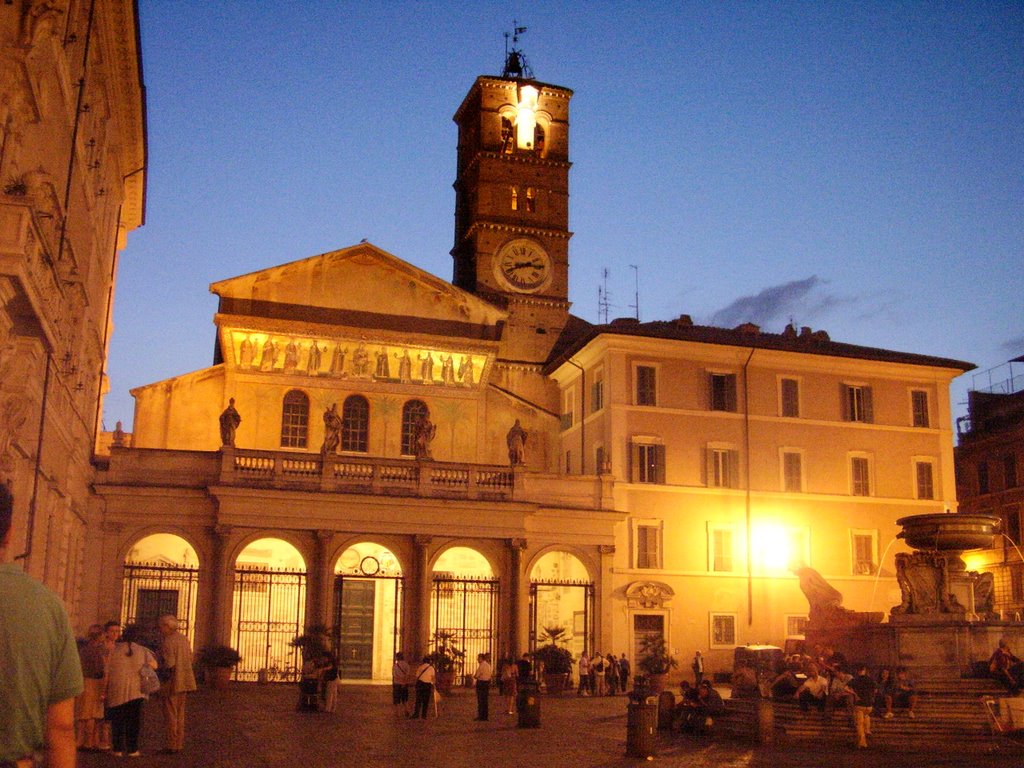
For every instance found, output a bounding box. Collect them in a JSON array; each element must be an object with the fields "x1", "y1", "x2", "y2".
[
  {"x1": 598, "y1": 268, "x2": 611, "y2": 324},
  {"x1": 502, "y1": 21, "x2": 533, "y2": 79},
  {"x1": 629, "y1": 264, "x2": 640, "y2": 321}
]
